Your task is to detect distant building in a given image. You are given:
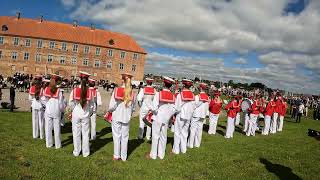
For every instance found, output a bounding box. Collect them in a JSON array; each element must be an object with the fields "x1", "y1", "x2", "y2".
[{"x1": 0, "y1": 14, "x2": 146, "y2": 83}]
